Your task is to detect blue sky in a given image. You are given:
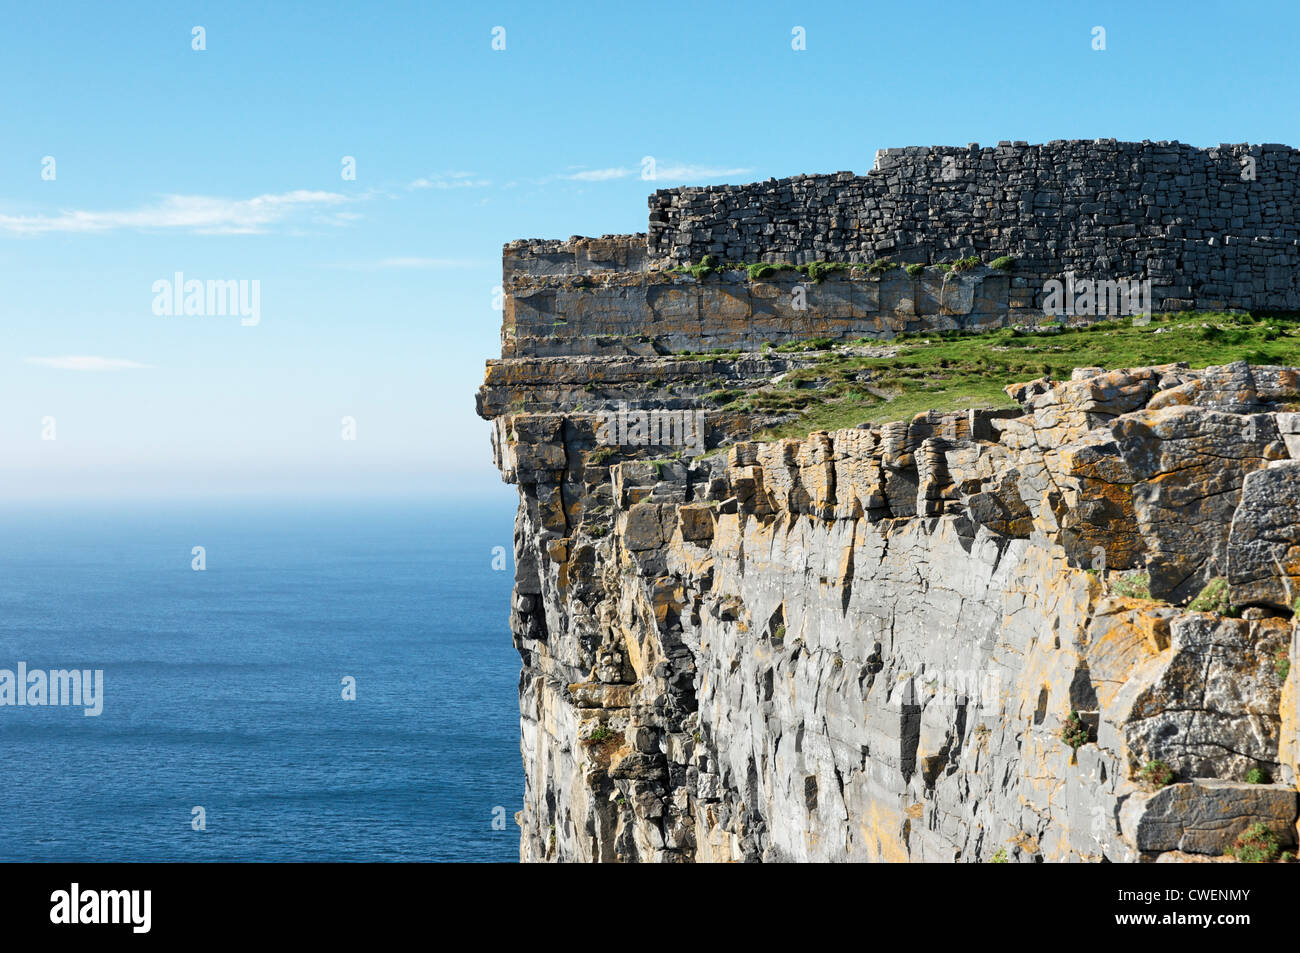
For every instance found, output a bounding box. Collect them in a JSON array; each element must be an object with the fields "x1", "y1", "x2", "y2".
[{"x1": 1, "y1": 0, "x2": 1296, "y2": 501}]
